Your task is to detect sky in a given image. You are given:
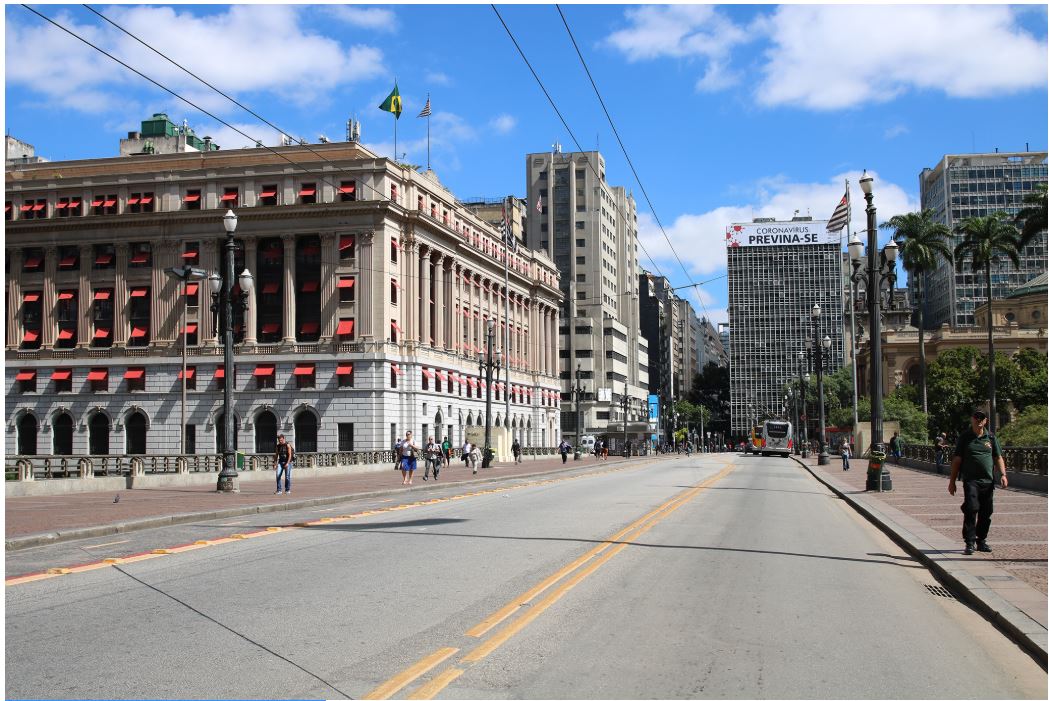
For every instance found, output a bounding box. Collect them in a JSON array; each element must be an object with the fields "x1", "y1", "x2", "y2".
[{"x1": 5, "y1": 3, "x2": 1048, "y2": 326}]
